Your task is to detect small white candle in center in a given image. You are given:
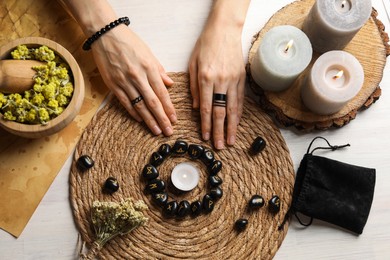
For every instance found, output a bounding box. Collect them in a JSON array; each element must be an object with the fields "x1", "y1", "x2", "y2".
[{"x1": 171, "y1": 162, "x2": 200, "y2": 191}]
